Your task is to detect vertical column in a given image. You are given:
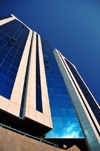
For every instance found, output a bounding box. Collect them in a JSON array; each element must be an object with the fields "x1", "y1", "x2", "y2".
[
  {"x1": 7, "y1": 30, "x2": 32, "y2": 116},
  {"x1": 25, "y1": 31, "x2": 36, "y2": 120}
]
